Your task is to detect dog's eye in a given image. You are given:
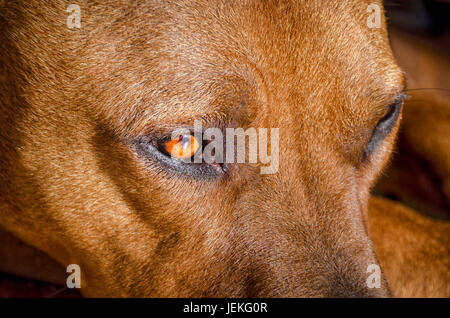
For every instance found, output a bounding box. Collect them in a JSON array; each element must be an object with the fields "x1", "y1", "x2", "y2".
[
  {"x1": 159, "y1": 134, "x2": 200, "y2": 159},
  {"x1": 160, "y1": 135, "x2": 200, "y2": 159},
  {"x1": 363, "y1": 97, "x2": 404, "y2": 158},
  {"x1": 132, "y1": 133, "x2": 223, "y2": 179}
]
